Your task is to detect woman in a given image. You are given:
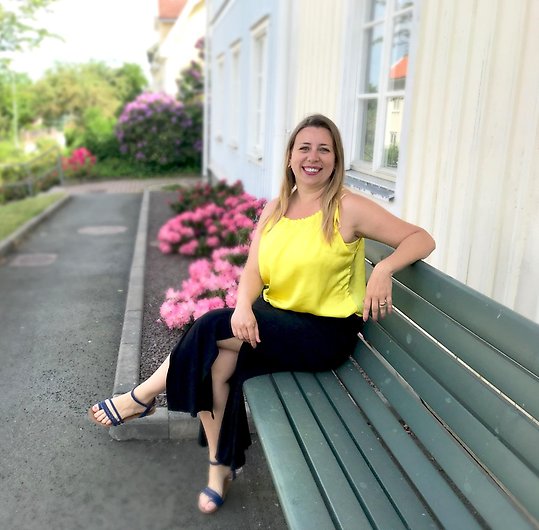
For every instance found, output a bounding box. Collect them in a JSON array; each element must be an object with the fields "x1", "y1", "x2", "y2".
[{"x1": 88, "y1": 114, "x2": 435, "y2": 514}]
